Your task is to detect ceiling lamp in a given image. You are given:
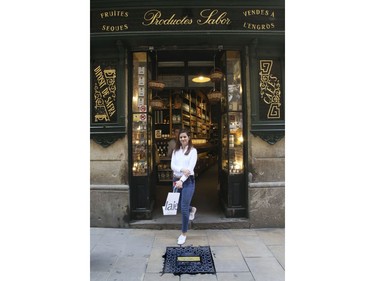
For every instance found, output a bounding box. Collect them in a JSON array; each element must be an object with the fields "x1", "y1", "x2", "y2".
[
  {"x1": 148, "y1": 49, "x2": 165, "y2": 91},
  {"x1": 149, "y1": 49, "x2": 166, "y2": 108},
  {"x1": 149, "y1": 80, "x2": 165, "y2": 91},
  {"x1": 207, "y1": 51, "x2": 223, "y2": 103},
  {"x1": 192, "y1": 75, "x2": 211, "y2": 83},
  {"x1": 207, "y1": 90, "x2": 222, "y2": 103},
  {"x1": 150, "y1": 94, "x2": 164, "y2": 109},
  {"x1": 210, "y1": 68, "x2": 224, "y2": 82}
]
